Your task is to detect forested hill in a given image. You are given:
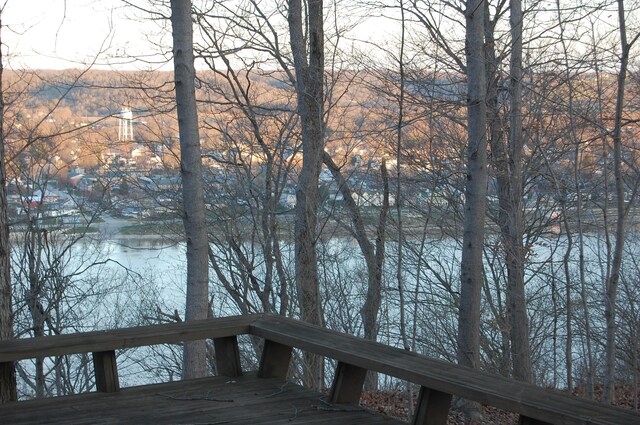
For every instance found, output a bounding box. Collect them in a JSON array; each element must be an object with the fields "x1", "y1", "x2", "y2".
[
  {"x1": 5, "y1": 69, "x2": 176, "y2": 118},
  {"x1": 4, "y1": 68, "x2": 468, "y2": 123}
]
